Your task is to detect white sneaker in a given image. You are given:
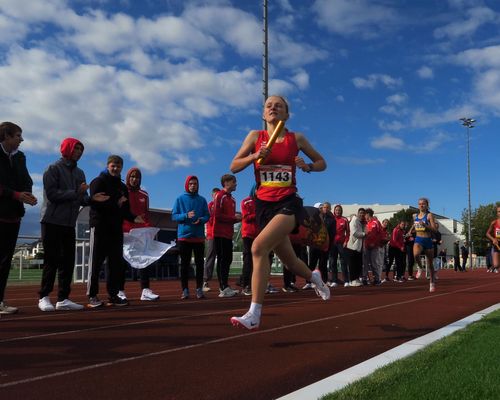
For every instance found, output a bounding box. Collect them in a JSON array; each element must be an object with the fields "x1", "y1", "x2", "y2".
[
  {"x1": 117, "y1": 290, "x2": 127, "y2": 300},
  {"x1": 350, "y1": 279, "x2": 362, "y2": 287},
  {"x1": 327, "y1": 281, "x2": 338, "y2": 288},
  {"x1": 302, "y1": 283, "x2": 313, "y2": 290},
  {"x1": 0, "y1": 301, "x2": 18, "y2": 314},
  {"x1": 141, "y1": 288, "x2": 160, "y2": 301},
  {"x1": 56, "y1": 299, "x2": 84, "y2": 311},
  {"x1": 230, "y1": 311, "x2": 260, "y2": 330},
  {"x1": 344, "y1": 282, "x2": 350, "y2": 287},
  {"x1": 202, "y1": 282, "x2": 211, "y2": 292},
  {"x1": 218, "y1": 287, "x2": 237, "y2": 298},
  {"x1": 311, "y1": 270, "x2": 331, "y2": 300},
  {"x1": 38, "y1": 296, "x2": 55, "y2": 312}
]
